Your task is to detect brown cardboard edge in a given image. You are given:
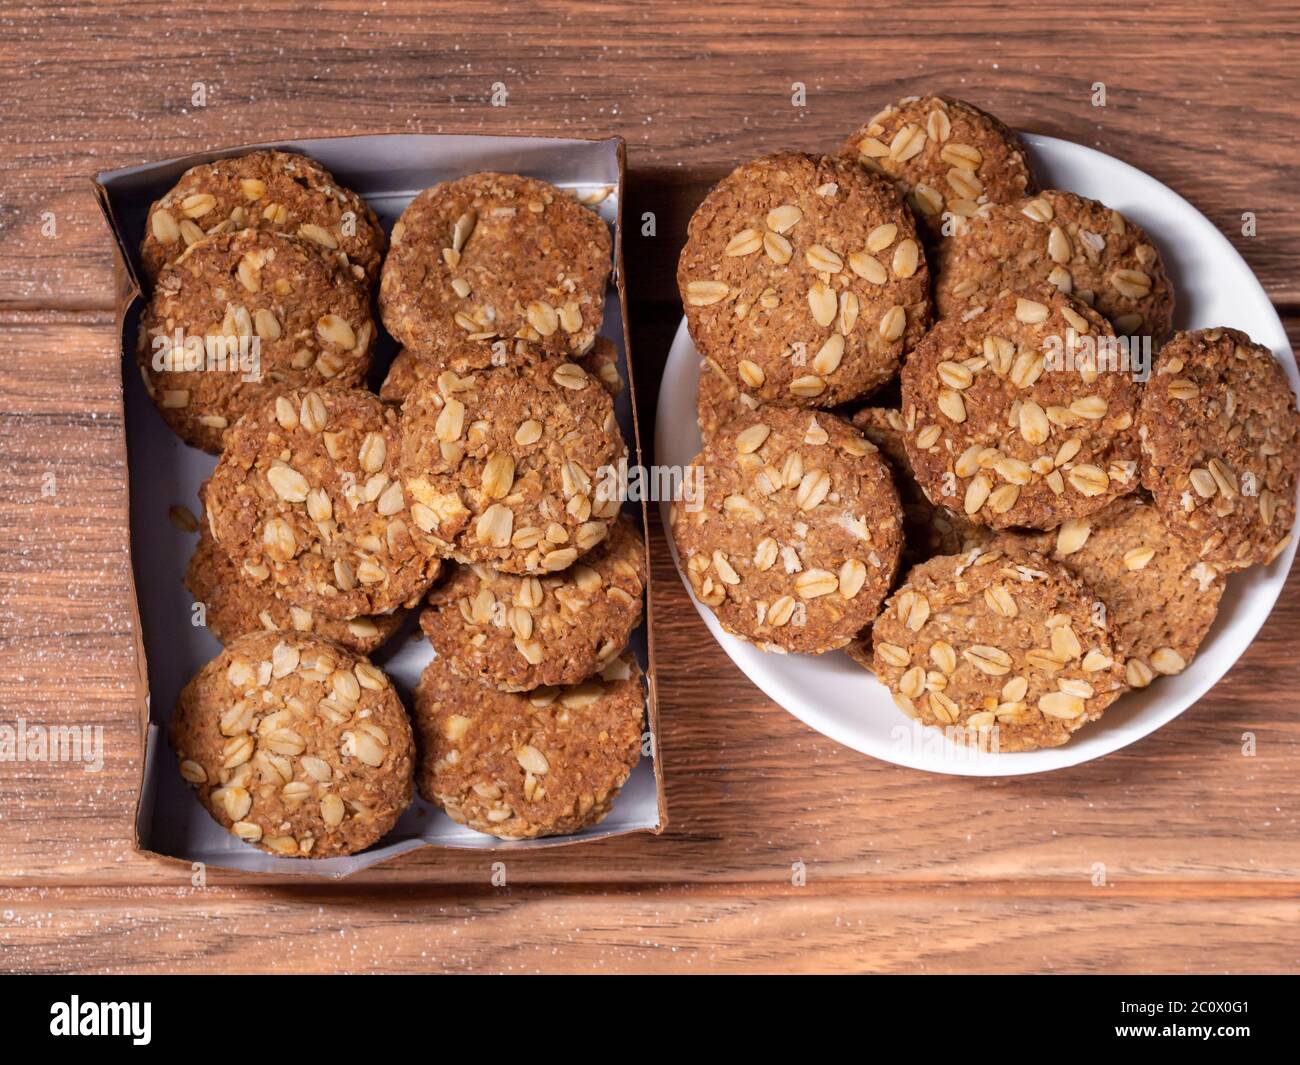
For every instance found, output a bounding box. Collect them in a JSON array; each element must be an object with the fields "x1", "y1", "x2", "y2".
[
  {"x1": 94, "y1": 181, "x2": 153, "y2": 859},
  {"x1": 93, "y1": 179, "x2": 146, "y2": 296},
  {"x1": 613, "y1": 141, "x2": 668, "y2": 834},
  {"x1": 93, "y1": 134, "x2": 666, "y2": 879}
]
